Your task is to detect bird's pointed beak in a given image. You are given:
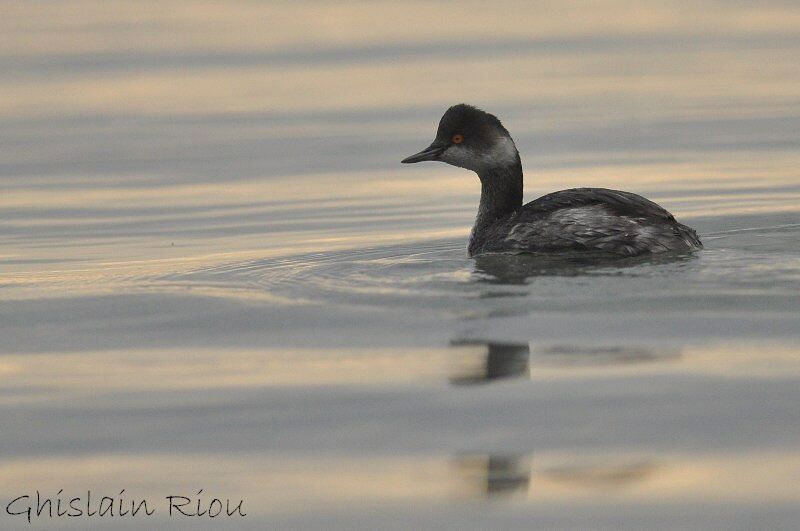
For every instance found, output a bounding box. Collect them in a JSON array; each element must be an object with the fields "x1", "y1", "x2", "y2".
[{"x1": 401, "y1": 142, "x2": 446, "y2": 164}]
